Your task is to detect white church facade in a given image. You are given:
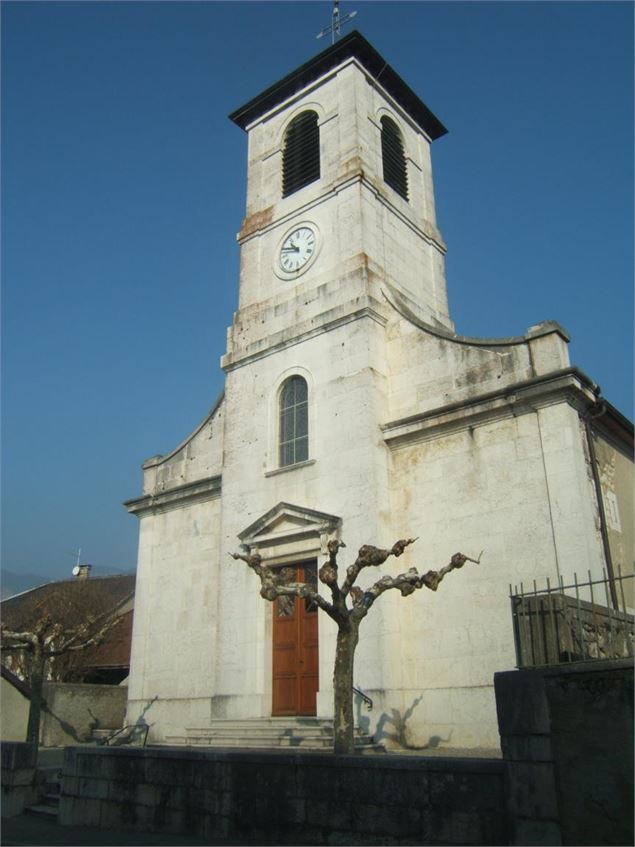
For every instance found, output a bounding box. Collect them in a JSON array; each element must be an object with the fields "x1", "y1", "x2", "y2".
[{"x1": 124, "y1": 32, "x2": 633, "y2": 749}]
